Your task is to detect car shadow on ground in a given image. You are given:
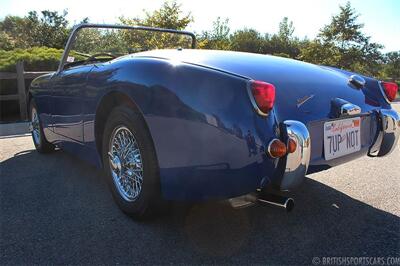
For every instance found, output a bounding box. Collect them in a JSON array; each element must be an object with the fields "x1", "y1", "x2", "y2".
[{"x1": 1, "y1": 149, "x2": 399, "y2": 265}]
